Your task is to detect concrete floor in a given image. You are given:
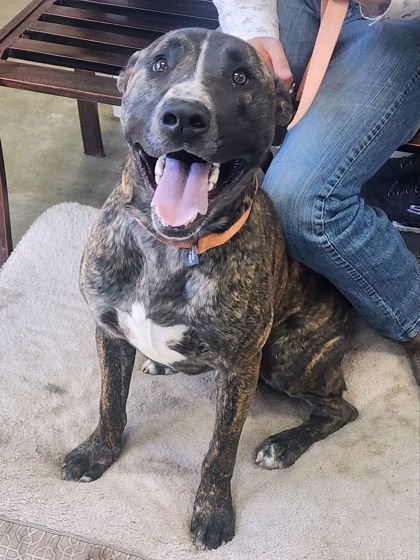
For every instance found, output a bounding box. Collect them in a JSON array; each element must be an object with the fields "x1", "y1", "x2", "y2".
[
  {"x1": 1, "y1": 1, "x2": 418, "y2": 257},
  {"x1": 0, "y1": 0, "x2": 126, "y2": 245}
]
